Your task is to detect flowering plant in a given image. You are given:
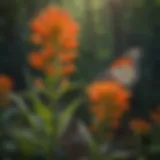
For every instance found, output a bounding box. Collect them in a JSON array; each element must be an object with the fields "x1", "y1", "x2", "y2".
[{"x1": 0, "y1": 6, "x2": 81, "y2": 160}]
